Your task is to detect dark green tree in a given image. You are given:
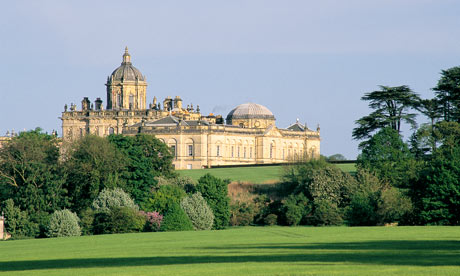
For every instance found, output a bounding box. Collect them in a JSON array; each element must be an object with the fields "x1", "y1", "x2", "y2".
[
  {"x1": 108, "y1": 134, "x2": 175, "y2": 207},
  {"x1": 63, "y1": 135, "x2": 127, "y2": 213},
  {"x1": 0, "y1": 128, "x2": 67, "y2": 231},
  {"x1": 353, "y1": 85, "x2": 420, "y2": 142},
  {"x1": 413, "y1": 145, "x2": 460, "y2": 225},
  {"x1": 357, "y1": 128, "x2": 419, "y2": 188},
  {"x1": 433, "y1": 66, "x2": 460, "y2": 122},
  {"x1": 196, "y1": 174, "x2": 230, "y2": 229}
]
